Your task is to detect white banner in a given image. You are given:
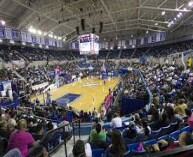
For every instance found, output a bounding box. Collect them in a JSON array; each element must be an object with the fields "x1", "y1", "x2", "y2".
[
  {"x1": 5, "y1": 27, "x2": 12, "y2": 39},
  {"x1": 21, "y1": 31, "x2": 27, "y2": 42},
  {"x1": 36, "y1": 35, "x2": 41, "y2": 44},
  {"x1": 141, "y1": 37, "x2": 144, "y2": 45},
  {"x1": 26, "y1": 32, "x2": 32, "y2": 43}
]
